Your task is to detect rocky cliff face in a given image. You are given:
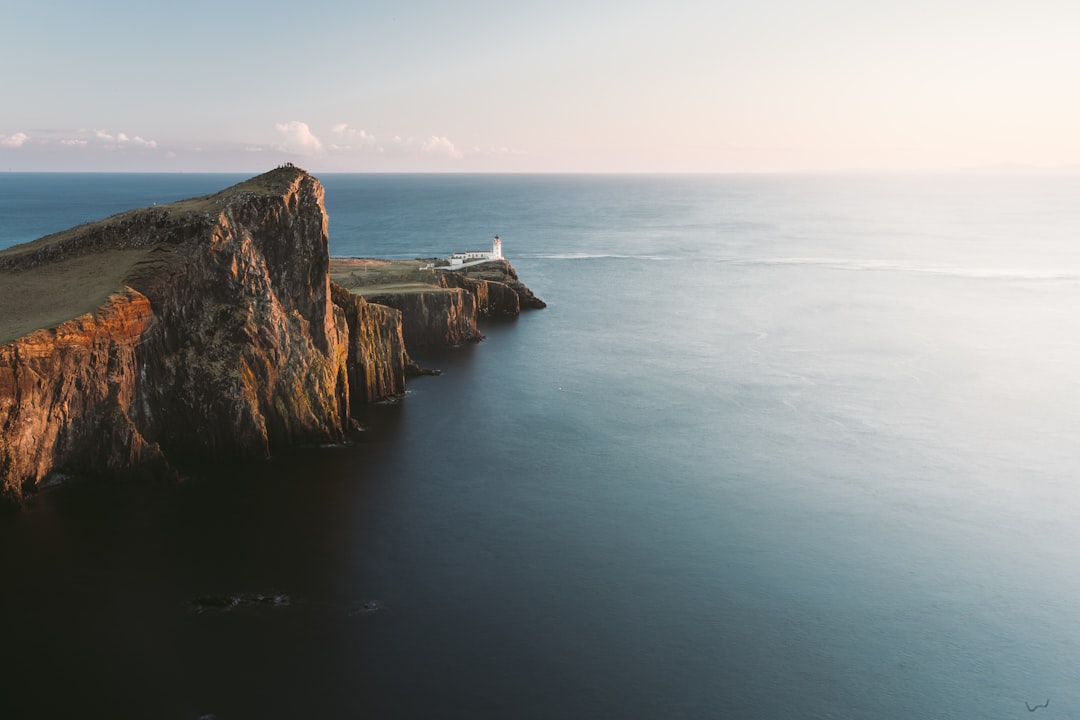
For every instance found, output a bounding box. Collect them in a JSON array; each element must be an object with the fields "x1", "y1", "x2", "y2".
[
  {"x1": 0, "y1": 168, "x2": 358, "y2": 507},
  {"x1": 127, "y1": 173, "x2": 351, "y2": 465},
  {"x1": 337, "y1": 258, "x2": 546, "y2": 351},
  {"x1": 0, "y1": 169, "x2": 545, "y2": 509},
  {"x1": 361, "y1": 287, "x2": 483, "y2": 349},
  {"x1": 451, "y1": 259, "x2": 548, "y2": 312},
  {"x1": 438, "y1": 272, "x2": 521, "y2": 319},
  {"x1": 0, "y1": 290, "x2": 165, "y2": 495},
  {"x1": 330, "y1": 282, "x2": 412, "y2": 407}
]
